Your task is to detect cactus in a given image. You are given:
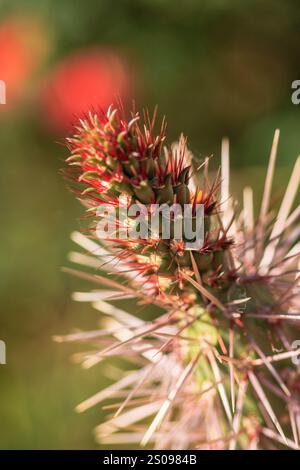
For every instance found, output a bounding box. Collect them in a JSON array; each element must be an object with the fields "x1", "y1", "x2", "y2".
[{"x1": 56, "y1": 105, "x2": 300, "y2": 449}]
